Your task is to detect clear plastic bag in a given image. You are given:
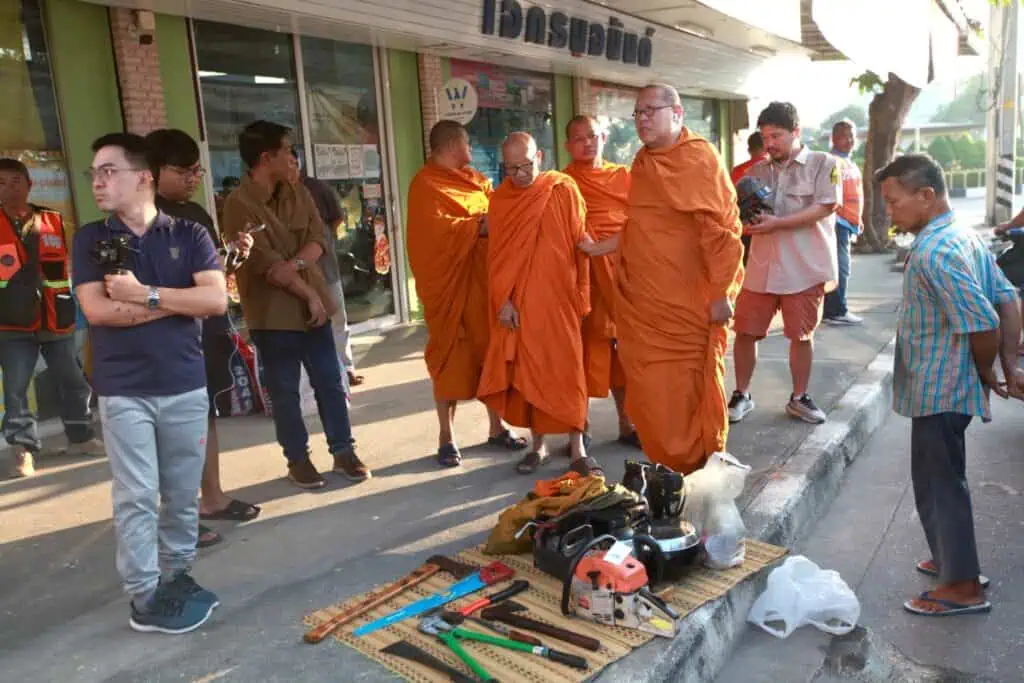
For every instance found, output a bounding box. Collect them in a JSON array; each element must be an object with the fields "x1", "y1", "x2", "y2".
[
  {"x1": 747, "y1": 556, "x2": 861, "y2": 639},
  {"x1": 683, "y1": 452, "x2": 751, "y2": 568}
]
